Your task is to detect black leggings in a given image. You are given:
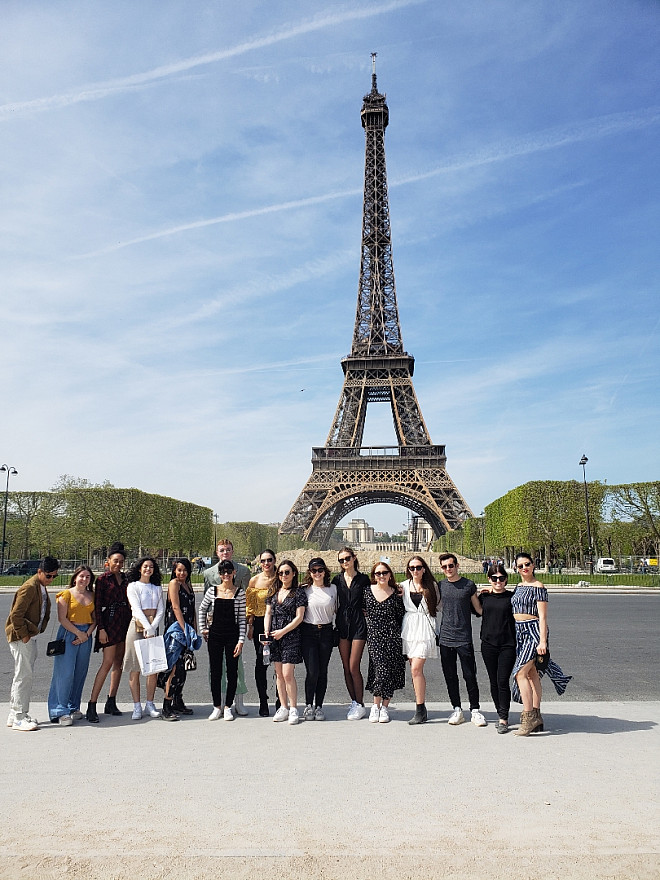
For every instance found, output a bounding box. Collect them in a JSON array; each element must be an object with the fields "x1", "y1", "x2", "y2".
[
  {"x1": 480, "y1": 642, "x2": 516, "y2": 720},
  {"x1": 440, "y1": 643, "x2": 480, "y2": 710},
  {"x1": 301, "y1": 623, "x2": 334, "y2": 707},
  {"x1": 251, "y1": 616, "x2": 269, "y2": 704},
  {"x1": 208, "y1": 628, "x2": 239, "y2": 709}
]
